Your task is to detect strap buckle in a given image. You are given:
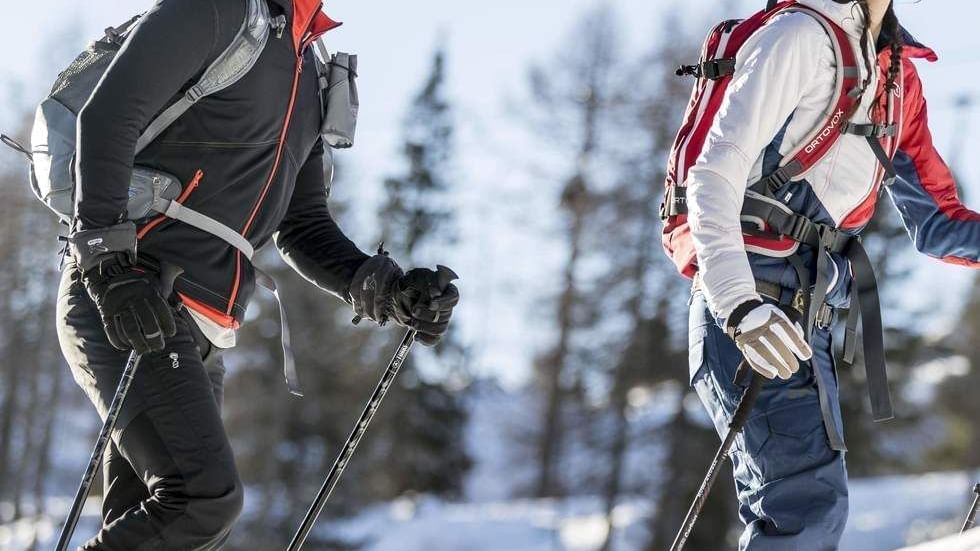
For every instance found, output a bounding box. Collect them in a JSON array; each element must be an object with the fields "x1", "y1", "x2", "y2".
[
  {"x1": 675, "y1": 58, "x2": 736, "y2": 80},
  {"x1": 843, "y1": 123, "x2": 897, "y2": 138},
  {"x1": 816, "y1": 224, "x2": 853, "y2": 254},
  {"x1": 785, "y1": 214, "x2": 814, "y2": 244},
  {"x1": 814, "y1": 302, "x2": 834, "y2": 330},
  {"x1": 661, "y1": 185, "x2": 687, "y2": 219}
]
